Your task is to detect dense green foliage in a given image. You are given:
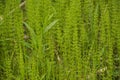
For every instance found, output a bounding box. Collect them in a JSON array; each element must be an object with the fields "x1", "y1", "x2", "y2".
[{"x1": 0, "y1": 0, "x2": 120, "y2": 80}]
